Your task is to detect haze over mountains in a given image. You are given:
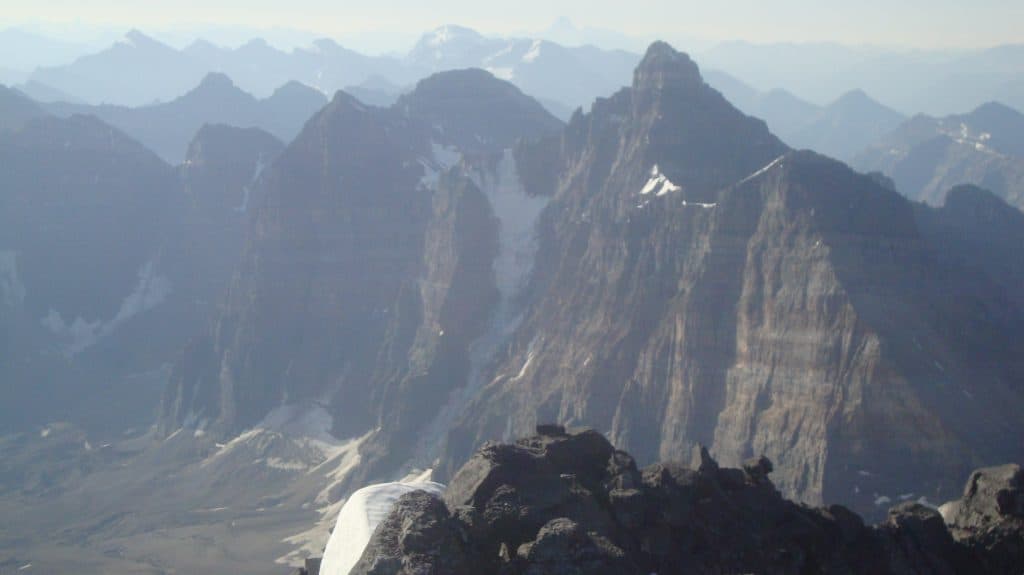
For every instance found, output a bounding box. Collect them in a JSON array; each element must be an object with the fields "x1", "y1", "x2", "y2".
[
  {"x1": 0, "y1": 20, "x2": 1023, "y2": 575},
  {"x1": 855, "y1": 102, "x2": 1024, "y2": 212},
  {"x1": 7, "y1": 24, "x2": 1023, "y2": 117}
]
